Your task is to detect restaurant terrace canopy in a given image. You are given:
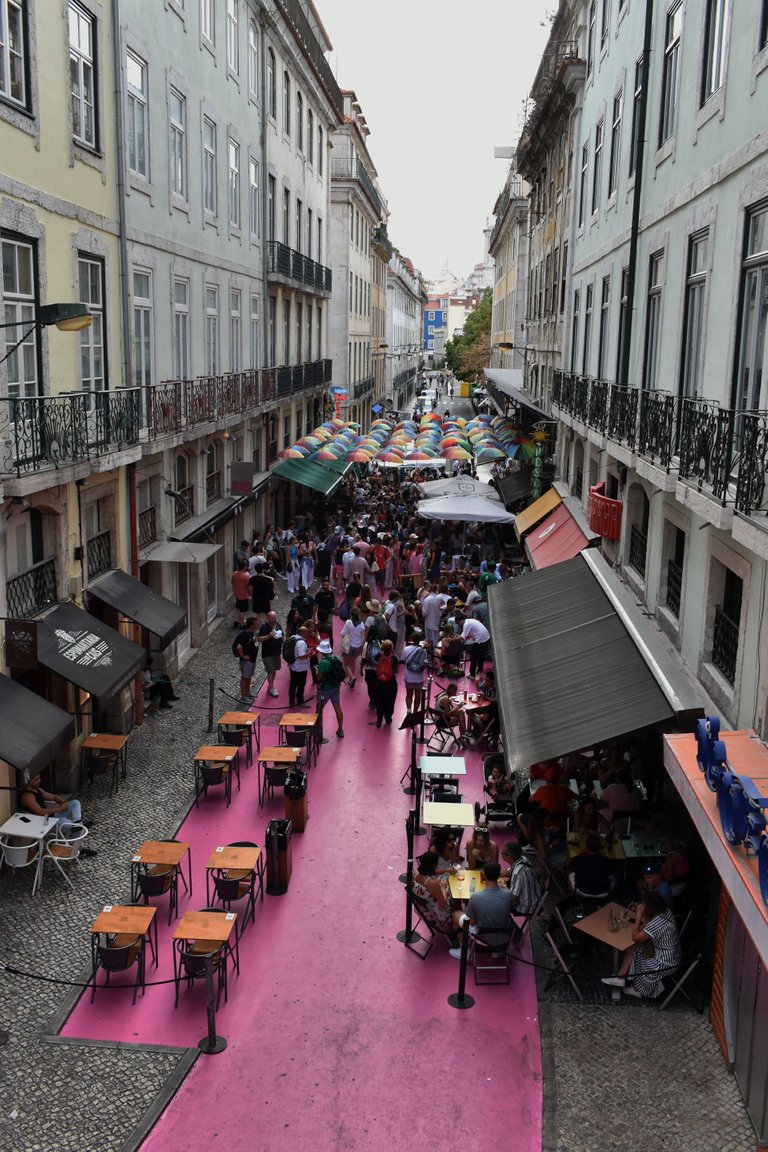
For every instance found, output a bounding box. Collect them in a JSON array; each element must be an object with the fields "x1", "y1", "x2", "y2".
[
  {"x1": 87, "y1": 568, "x2": 187, "y2": 648},
  {"x1": 0, "y1": 674, "x2": 75, "y2": 783},
  {"x1": 488, "y1": 551, "x2": 703, "y2": 777},
  {"x1": 36, "y1": 603, "x2": 146, "y2": 708}
]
